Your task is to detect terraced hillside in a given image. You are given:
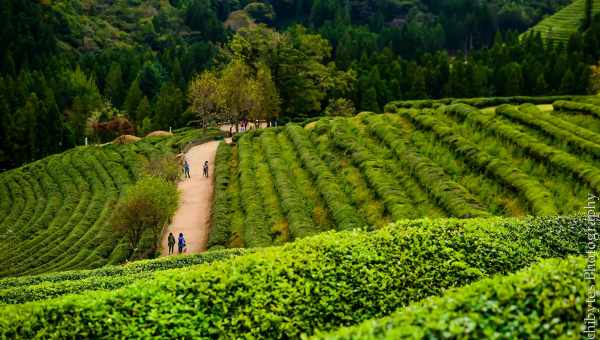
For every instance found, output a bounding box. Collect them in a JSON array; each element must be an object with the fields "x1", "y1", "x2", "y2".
[
  {"x1": 209, "y1": 98, "x2": 600, "y2": 249},
  {"x1": 0, "y1": 129, "x2": 223, "y2": 277},
  {"x1": 526, "y1": 0, "x2": 600, "y2": 43},
  {"x1": 0, "y1": 215, "x2": 594, "y2": 338}
]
